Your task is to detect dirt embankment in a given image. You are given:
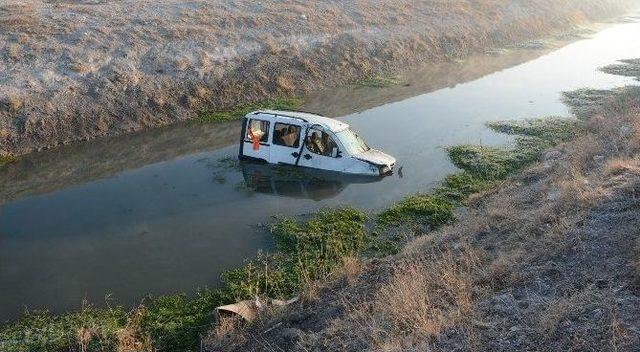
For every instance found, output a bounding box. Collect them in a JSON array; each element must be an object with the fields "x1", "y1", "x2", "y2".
[
  {"x1": 207, "y1": 62, "x2": 640, "y2": 351},
  {"x1": 0, "y1": 0, "x2": 638, "y2": 157}
]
